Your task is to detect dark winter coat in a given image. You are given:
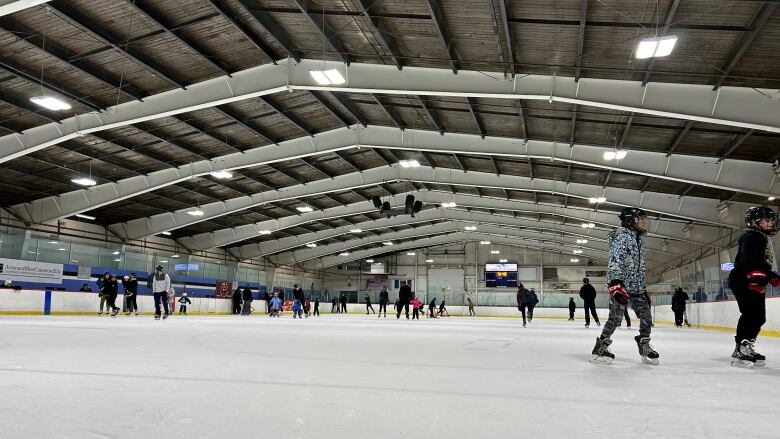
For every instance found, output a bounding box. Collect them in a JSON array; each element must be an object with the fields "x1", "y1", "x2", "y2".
[
  {"x1": 364, "y1": 294, "x2": 371, "y2": 305},
  {"x1": 124, "y1": 279, "x2": 138, "y2": 295},
  {"x1": 232, "y1": 289, "x2": 243, "y2": 304},
  {"x1": 516, "y1": 288, "x2": 532, "y2": 305},
  {"x1": 379, "y1": 289, "x2": 389, "y2": 304},
  {"x1": 102, "y1": 278, "x2": 119, "y2": 296},
  {"x1": 178, "y1": 296, "x2": 192, "y2": 305},
  {"x1": 579, "y1": 283, "x2": 597, "y2": 303},
  {"x1": 729, "y1": 230, "x2": 776, "y2": 292},
  {"x1": 398, "y1": 284, "x2": 412, "y2": 303},
  {"x1": 339, "y1": 295, "x2": 347, "y2": 305},
  {"x1": 242, "y1": 287, "x2": 253, "y2": 302},
  {"x1": 528, "y1": 290, "x2": 539, "y2": 306},
  {"x1": 568, "y1": 299, "x2": 576, "y2": 312},
  {"x1": 671, "y1": 290, "x2": 689, "y2": 312},
  {"x1": 293, "y1": 287, "x2": 304, "y2": 302}
]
